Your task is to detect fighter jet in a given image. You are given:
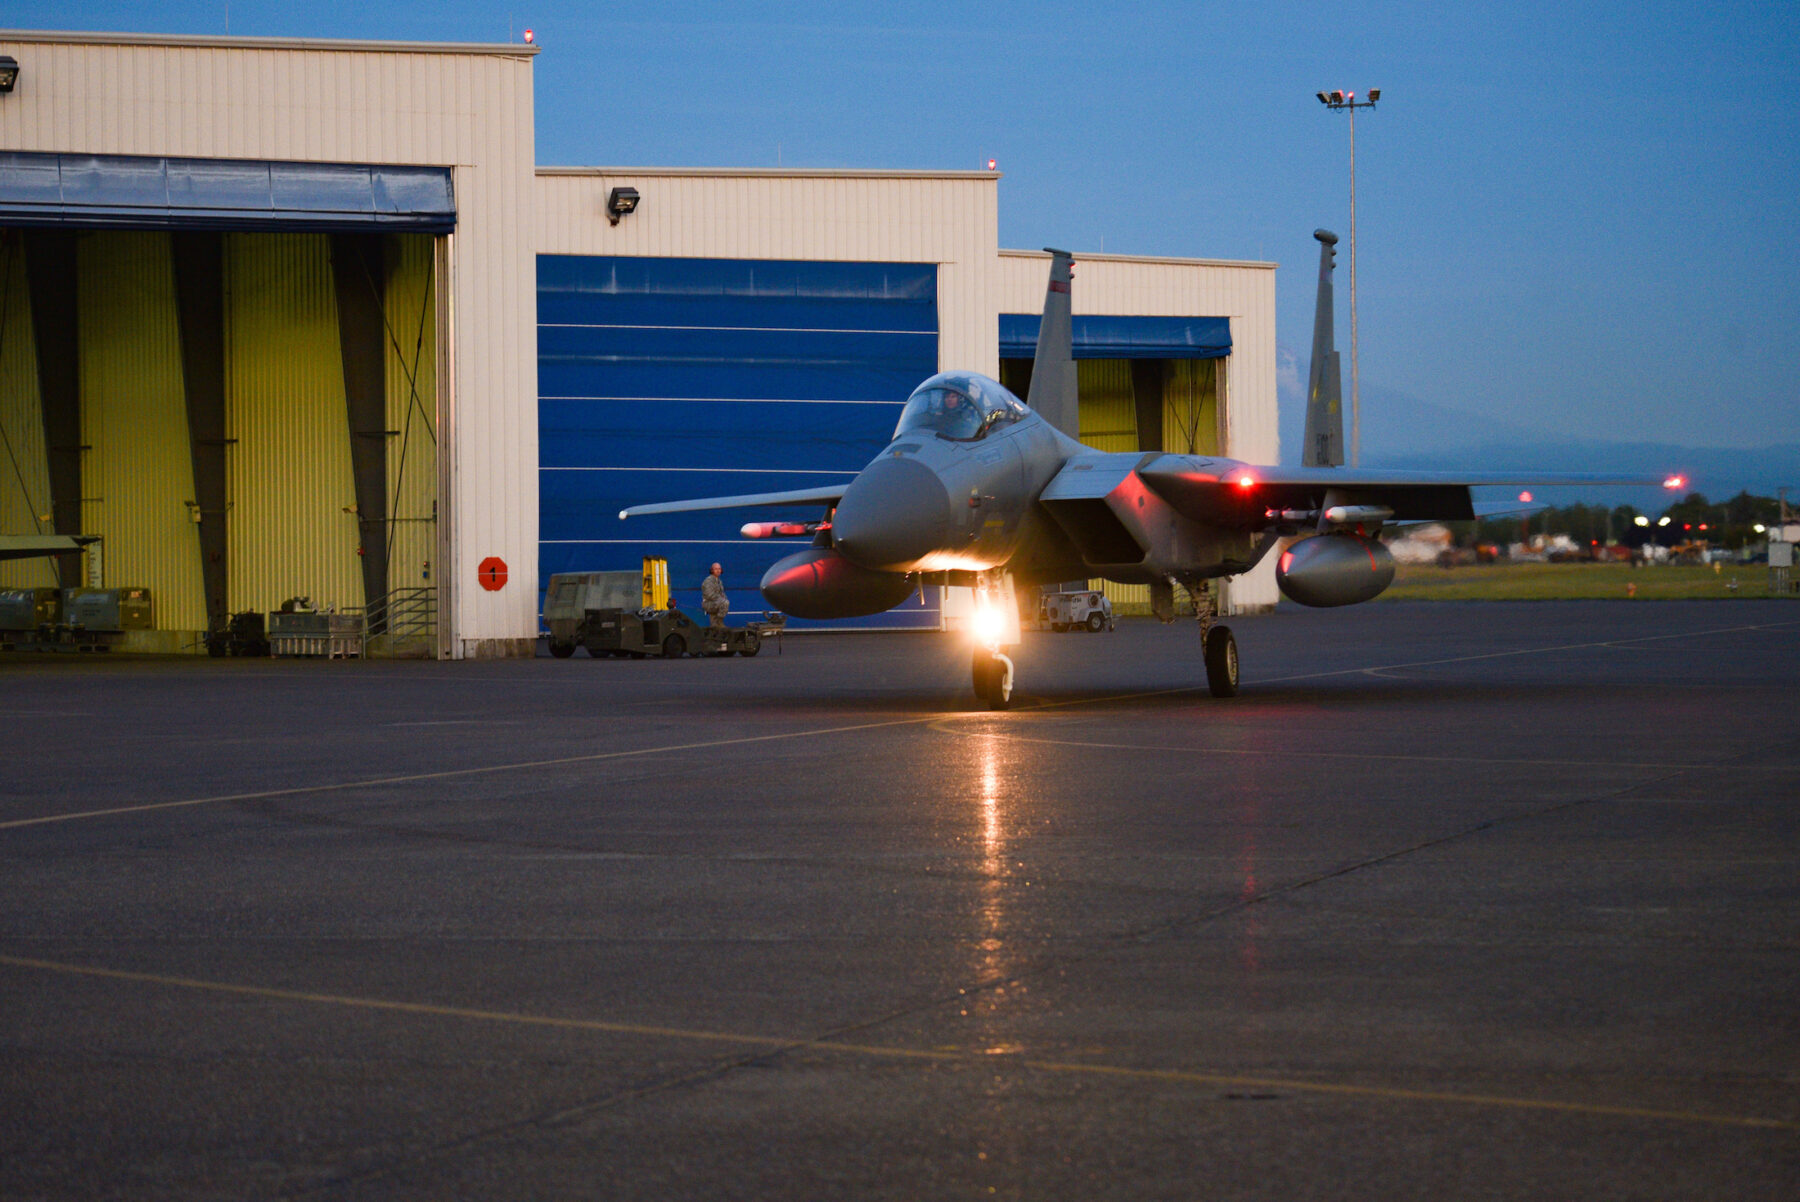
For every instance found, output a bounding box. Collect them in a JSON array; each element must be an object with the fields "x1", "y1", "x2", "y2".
[{"x1": 623, "y1": 233, "x2": 1652, "y2": 709}]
